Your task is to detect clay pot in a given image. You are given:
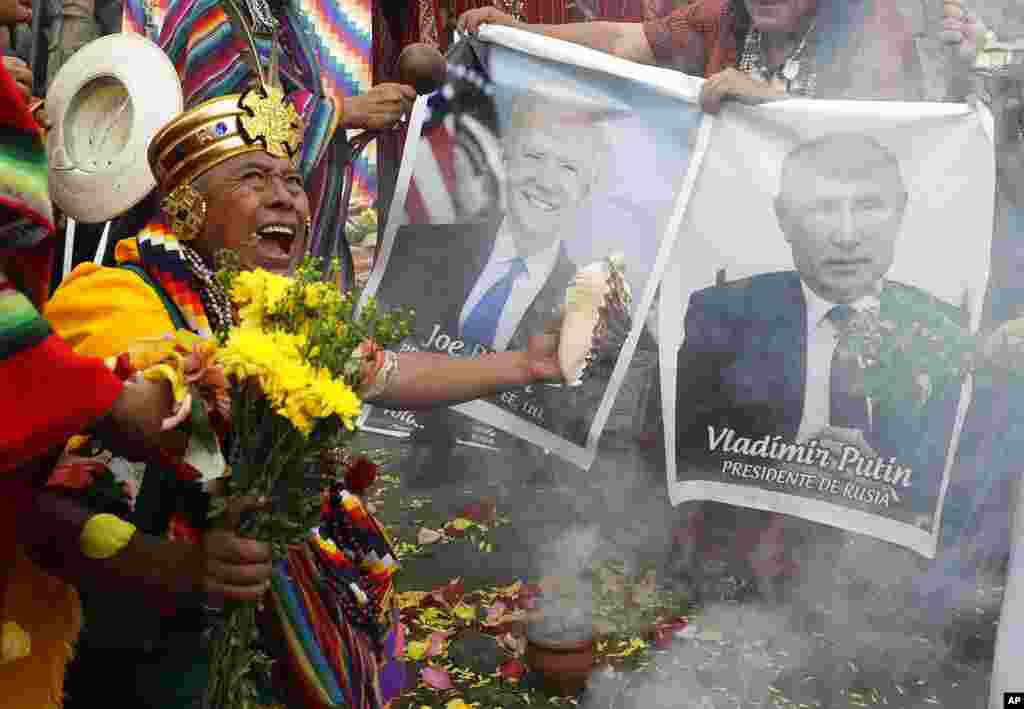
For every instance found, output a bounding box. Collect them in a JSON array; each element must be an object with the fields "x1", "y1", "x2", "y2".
[{"x1": 524, "y1": 632, "x2": 595, "y2": 697}]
